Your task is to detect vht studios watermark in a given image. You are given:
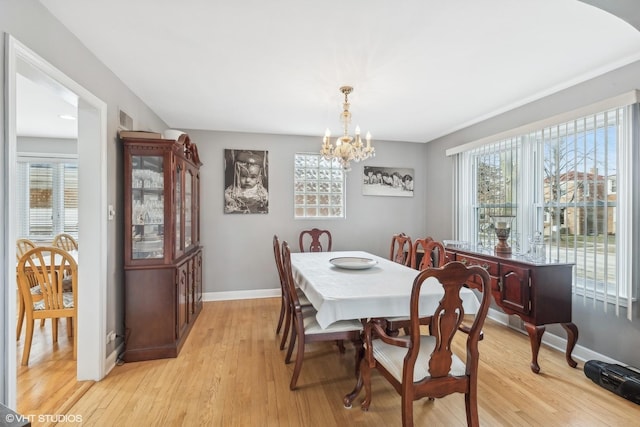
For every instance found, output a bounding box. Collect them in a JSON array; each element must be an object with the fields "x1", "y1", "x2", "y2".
[{"x1": 5, "y1": 413, "x2": 83, "y2": 424}]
